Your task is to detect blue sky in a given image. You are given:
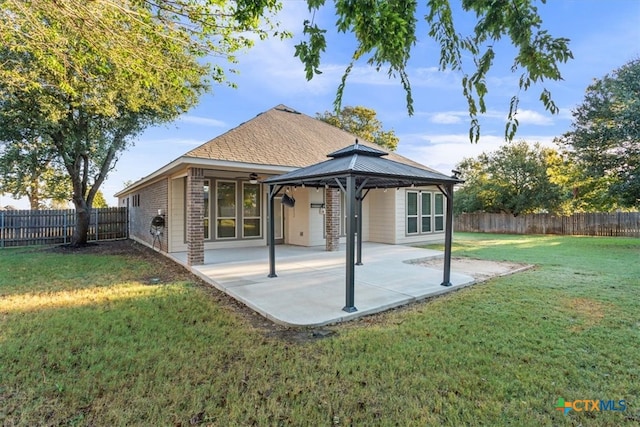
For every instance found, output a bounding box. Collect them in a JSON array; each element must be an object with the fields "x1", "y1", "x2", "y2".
[{"x1": 2, "y1": 0, "x2": 639, "y2": 208}]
